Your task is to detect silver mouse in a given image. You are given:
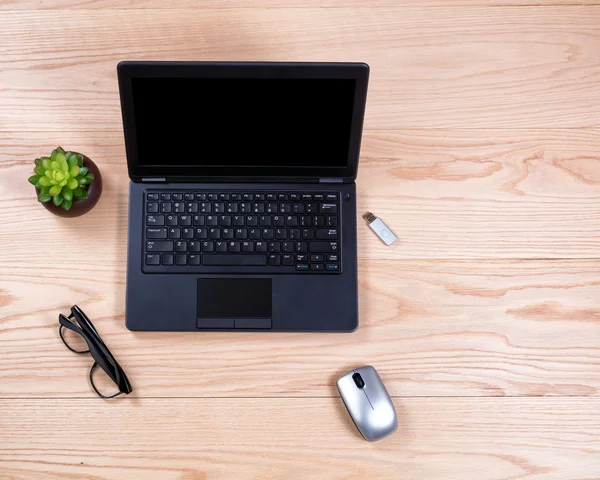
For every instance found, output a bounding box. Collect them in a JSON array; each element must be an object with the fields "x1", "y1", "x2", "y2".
[{"x1": 337, "y1": 365, "x2": 397, "y2": 441}]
